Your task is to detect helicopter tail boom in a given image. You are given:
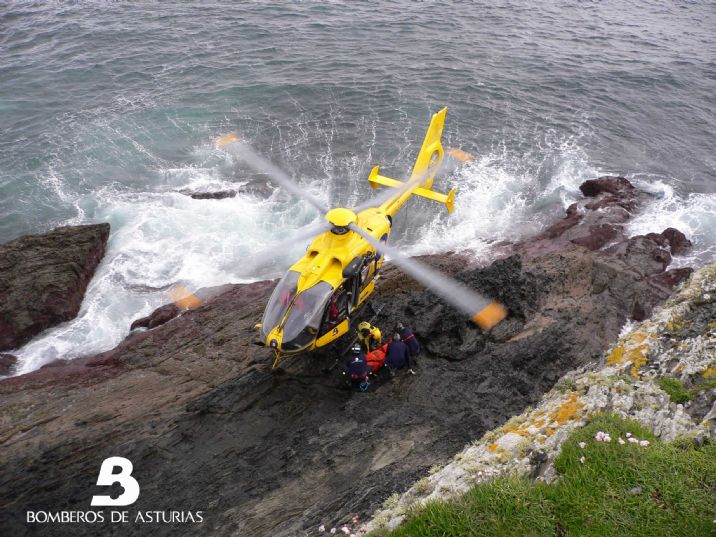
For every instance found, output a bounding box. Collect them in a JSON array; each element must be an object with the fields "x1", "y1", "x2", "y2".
[{"x1": 367, "y1": 166, "x2": 456, "y2": 213}]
